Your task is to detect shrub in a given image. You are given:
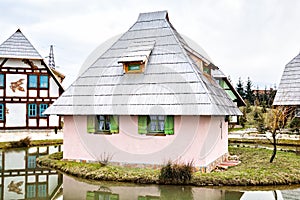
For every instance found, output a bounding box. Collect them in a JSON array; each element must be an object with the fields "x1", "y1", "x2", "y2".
[
  {"x1": 8, "y1": 136, "x2": 31, "y2": 148},
  {"x1": 159, "y1": 160, "x2": 193, "y2": 184},
  {"x1": 97, "y1": 152, "x2": 113, "y2": 167}
]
